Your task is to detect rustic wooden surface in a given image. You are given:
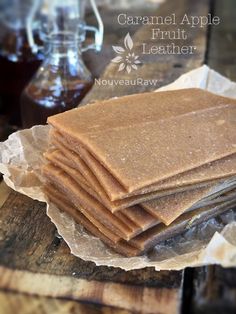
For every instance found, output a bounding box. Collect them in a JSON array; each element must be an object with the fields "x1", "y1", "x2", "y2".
[
  {"x1": 0, "y1": 0, "x2": 235, "y2": 313},
  {"x1": 190, "y1": 266, "x2": 236, "y2": 314},
  {"x1": 0, "y1": 290, "x2": 135, "y2": 314},
  {"x1": 207, "y1": 0, "x2": 236, "y2": 81},
  {"x1": 82, "y1": 0, "x2": 209, "y2": 104}
]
